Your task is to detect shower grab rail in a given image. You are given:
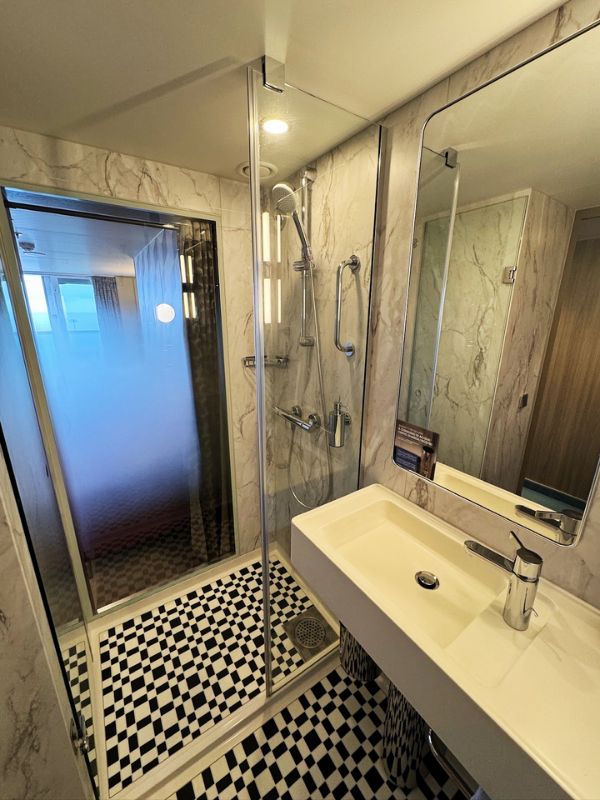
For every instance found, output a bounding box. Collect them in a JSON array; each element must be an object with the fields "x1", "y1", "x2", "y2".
[{"x1": 334, "y1": 255, "x2": 360, "y2": 357}]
